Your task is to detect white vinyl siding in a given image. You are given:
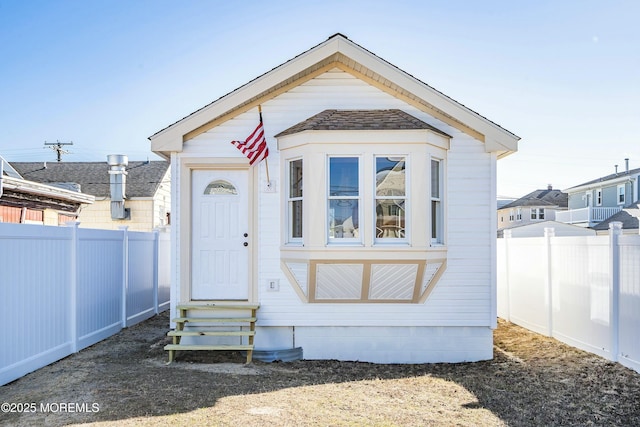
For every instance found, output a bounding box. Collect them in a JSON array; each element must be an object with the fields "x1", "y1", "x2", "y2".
[{"x1": 180, "y1": 69, "x2": 494, "y2": 327}]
